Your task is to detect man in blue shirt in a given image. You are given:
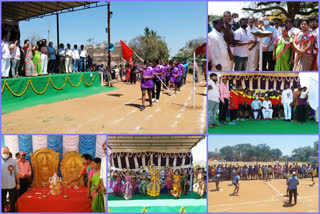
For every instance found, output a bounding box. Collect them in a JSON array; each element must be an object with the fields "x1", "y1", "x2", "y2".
[
  {"x1": 1, "y1": 146, "x2": 20, "y2": 212},
  {"x1": 232, "y1": 172, "x2": 240, "y2": 195},
  {"x1": 262, "y1": 16, "x2": 277, "y2": 71},
  {"x1": 287, "y1": 172, "x2": 299, "y2": 205},
  {"x1": 251, "y1": 95, "x2": 263, "y2": 120},
  {"x1": 47, "y1": 42, "x2": 56, "y2": 74}
]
